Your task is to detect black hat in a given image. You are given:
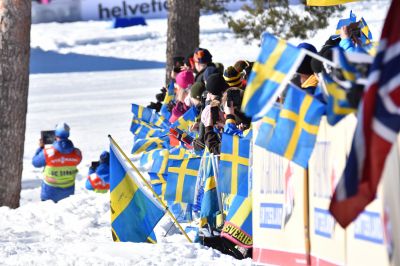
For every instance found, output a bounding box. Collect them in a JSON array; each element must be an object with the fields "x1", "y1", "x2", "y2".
[
  {"x1": 190, "y1": 82, "x2": 206, "y2": 100},
  {"x1": 205, "y1": 74, "x2": 228, "y2": 96},
  {"x1": 223, "y1": 66, "x2": 242, "y2": 87}
]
